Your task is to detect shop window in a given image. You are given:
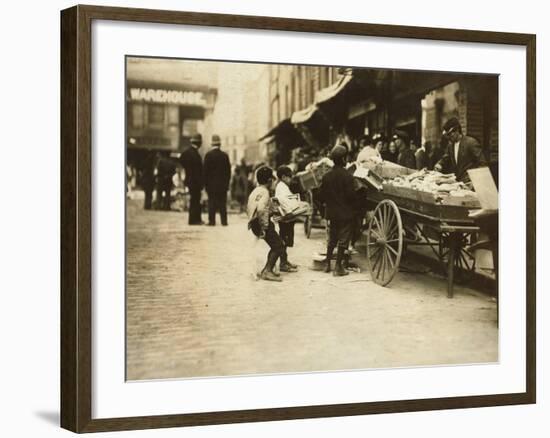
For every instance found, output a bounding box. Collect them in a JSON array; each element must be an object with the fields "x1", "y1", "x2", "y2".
[
  {"x1": 148, "y1": 104, "x2": 164, "y2": 126},
  {"x1": 130, "y1": 103, "x2": 144, "y2": 129},
  {"x1": 167, "y1": 105, "x2": 179, "y2": 125},
  {"x1": 182, "y1": 119, "x2": 203, "y2": 137}
]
